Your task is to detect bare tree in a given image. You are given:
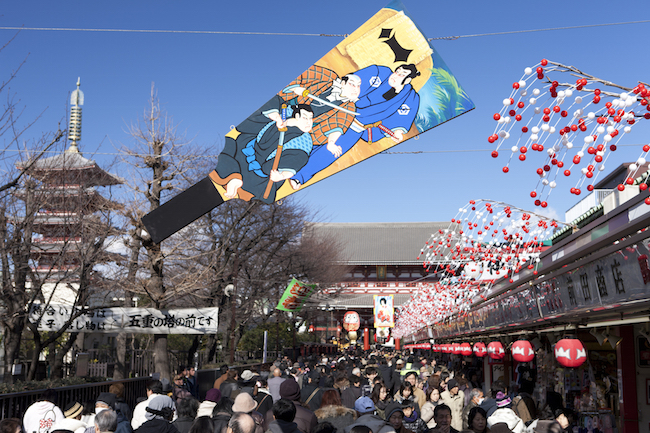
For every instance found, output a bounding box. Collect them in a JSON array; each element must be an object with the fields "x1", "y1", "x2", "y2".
[{"x1": 120, "y1": 86, "x2": 203, "y2": 381}]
